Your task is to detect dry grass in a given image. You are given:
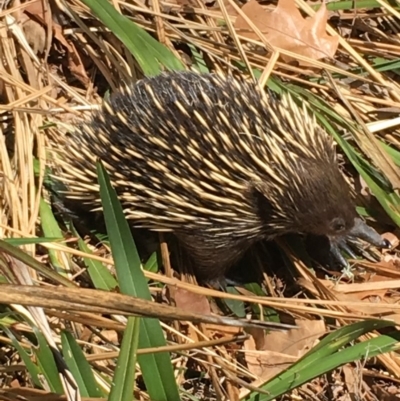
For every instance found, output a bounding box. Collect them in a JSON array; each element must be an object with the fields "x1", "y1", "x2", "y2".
[{"x1": 1, "y1": 0, "x2": 400, "y2": 400}]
